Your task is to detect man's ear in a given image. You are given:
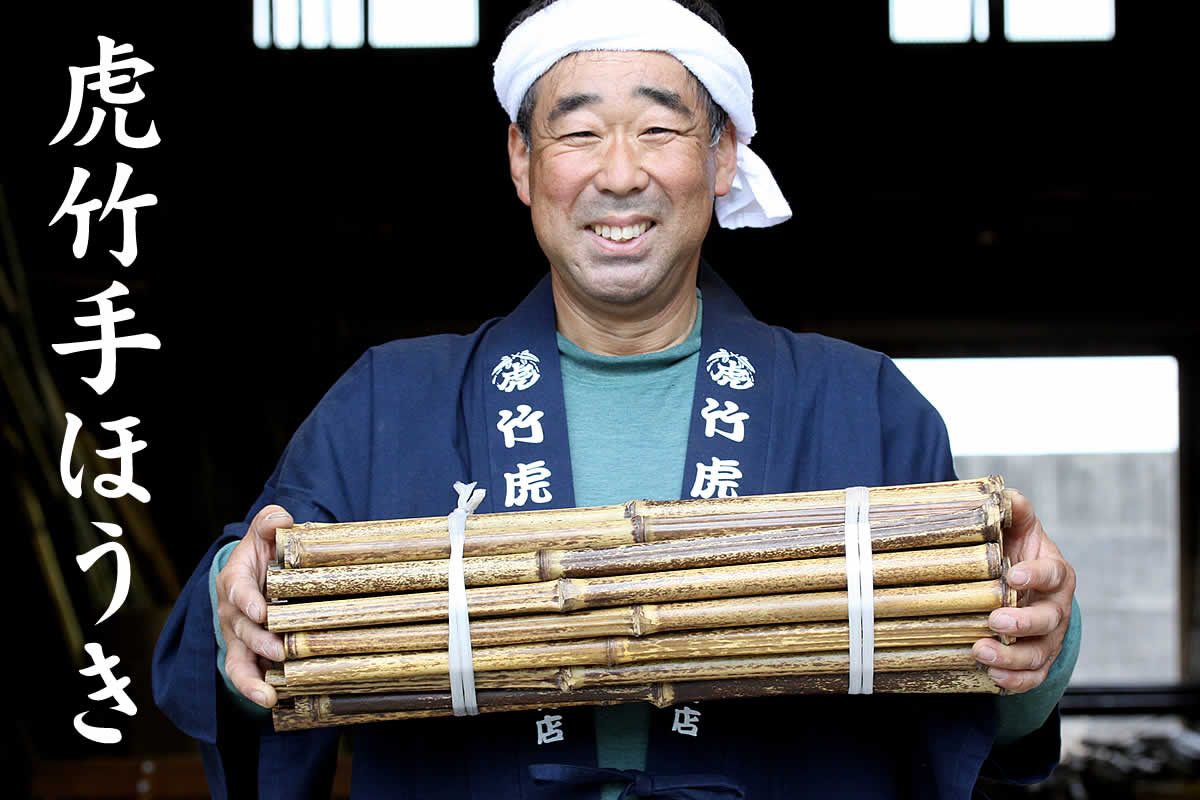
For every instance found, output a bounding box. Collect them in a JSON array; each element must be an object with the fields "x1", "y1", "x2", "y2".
[
  {"x1": 508, "y1": 123, "x2": 532, "y2": 207},
  {"x1": 713, "y1": 121, "x2": 738, "y2": 198}
]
